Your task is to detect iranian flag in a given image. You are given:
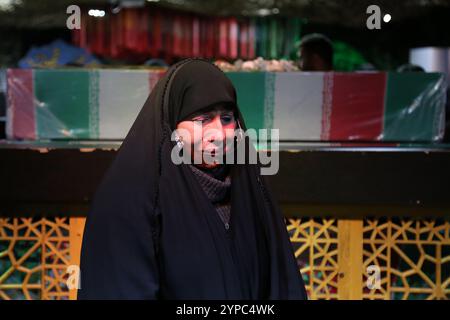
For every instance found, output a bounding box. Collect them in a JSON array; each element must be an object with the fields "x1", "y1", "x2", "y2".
[
  {"x1": 7, "y1": 69, "x2": 445, "y2": 142},
  {"x1": 229, "y1": 72, "x2": 445, "y2": 142},
  {"x1": 7, "y1": 69, "x2": 163, "y2": 140}
]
